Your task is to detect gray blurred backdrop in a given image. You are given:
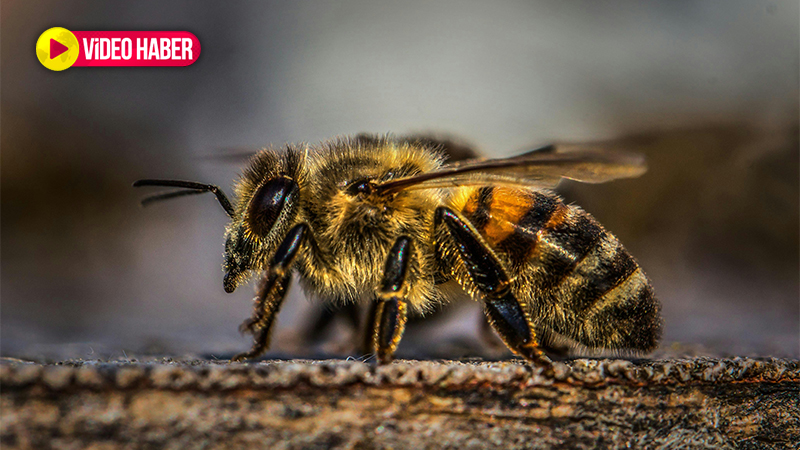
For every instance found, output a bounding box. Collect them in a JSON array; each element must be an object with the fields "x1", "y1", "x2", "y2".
[{"x1": 2, "y1": 1, "x2": 798, "y2": 360}]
